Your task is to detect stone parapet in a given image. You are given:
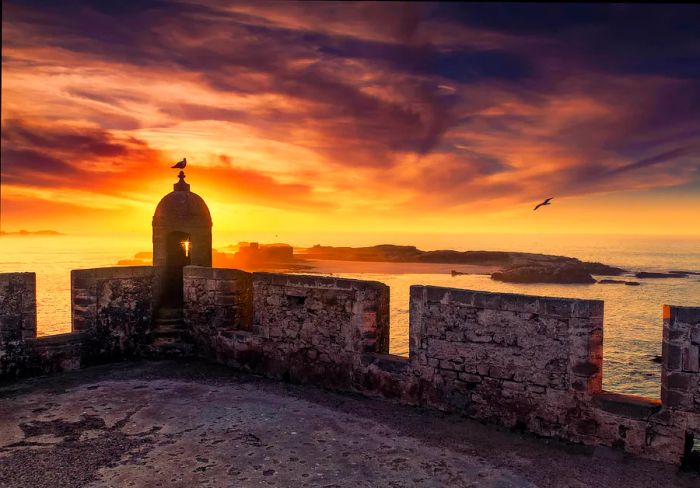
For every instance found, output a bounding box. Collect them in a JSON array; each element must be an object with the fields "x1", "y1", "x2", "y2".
[
  {"x1": 662, "y1": 305, "x2": 700, "y2": 412},
  {"x1": 183, "y1": 272, "x2": 390, "y2": 389},
  {"x1": 1, "y1": 267, "x2": 699, "y2": 466},
  {"x1": 71, "y1": 266, "x2": 155, "y2": 363},
  {"x1": 0, "y1": 272, "x2": 37, "y2": 377},
  {"x1": 183, "y1": 276, "x2": 695, "y2": 465},
  {"x1": 184, "y1": 266, "x2": 253, "y2": 359},
  {"x1": 0, "y1": 272, "x2": 37, "y2": 342},
  {"x1": 1, "y1": 267, "x2": 156, "y2": 378}
]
